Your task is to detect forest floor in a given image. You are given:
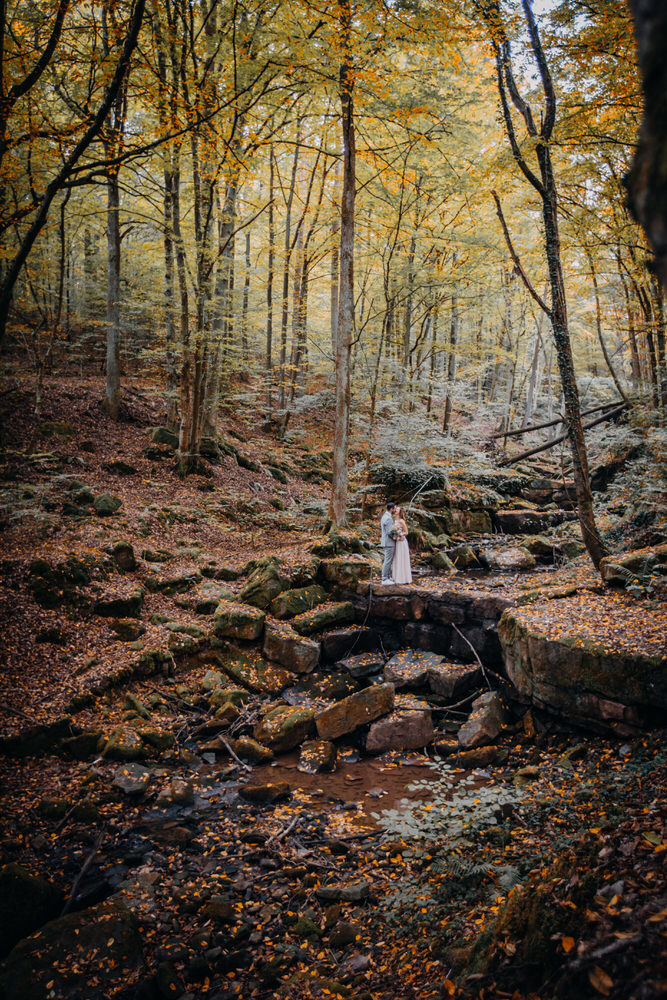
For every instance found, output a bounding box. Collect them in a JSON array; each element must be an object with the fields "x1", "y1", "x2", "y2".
[{"x1": 0, "y1": 374, "x2": 665, "y2": 1000}]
